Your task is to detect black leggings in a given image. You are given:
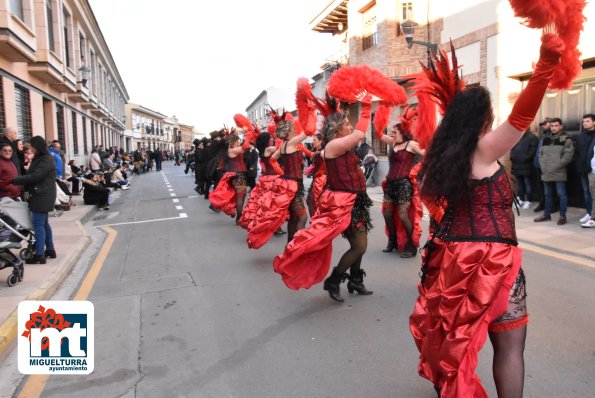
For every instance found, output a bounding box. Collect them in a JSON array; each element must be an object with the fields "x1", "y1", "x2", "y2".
[{"x1": 335, "y1": 230, "x2": 367, "y2": 275}]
